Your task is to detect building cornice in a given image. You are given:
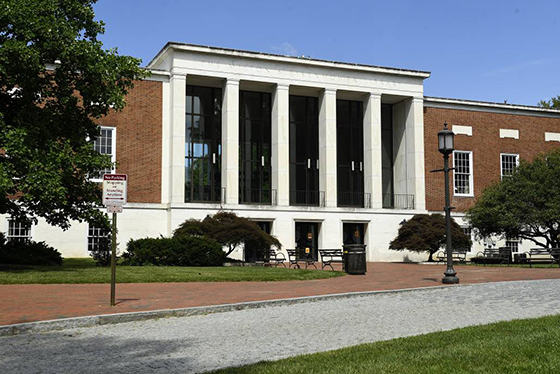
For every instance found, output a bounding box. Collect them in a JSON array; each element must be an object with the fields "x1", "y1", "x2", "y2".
[
  {"x1": 424, "y1": 96, "x2": 560, "y2": 118},
  {"x1": 146, "y1": 42, "x2": 431, "y2": 79}
]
